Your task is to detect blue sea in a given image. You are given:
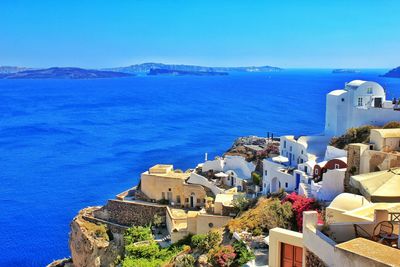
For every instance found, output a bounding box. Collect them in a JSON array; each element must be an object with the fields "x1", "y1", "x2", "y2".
[{"x1": 1, "y1": 69, "x2": 399, "y2": 266}]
